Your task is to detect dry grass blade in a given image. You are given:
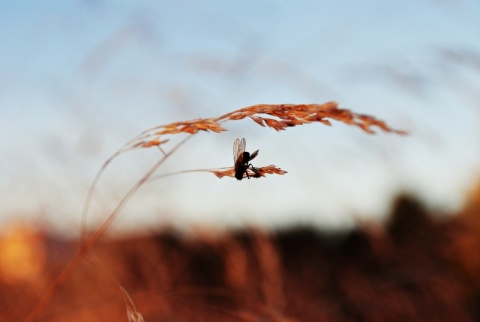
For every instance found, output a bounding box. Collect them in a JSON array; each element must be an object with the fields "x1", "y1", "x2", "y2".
[
  {"x1": 121, "y1": 287, "x2": 145, "y2": 322},
  {"x1": 126, "y1": 101, "x2": 405, "y2": 152},
  {"x1": 88, "y1": 256, "x2": 145, "y2": 322},
  {"x1": 212, "y1": 165, "x2": 287, "y2": 179},
  {"x1": 125, "y1": 118, "x2": 228, "y2": 151},
  {"x1": 250, "y1": 165, "x2": 288, "y2": 177},
  {"x1": 217, "y1": 101, "x2": 407, "y2": 134},
  {"x1": 146, "y1": 165, "x2": 287, "y2": 181}
]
